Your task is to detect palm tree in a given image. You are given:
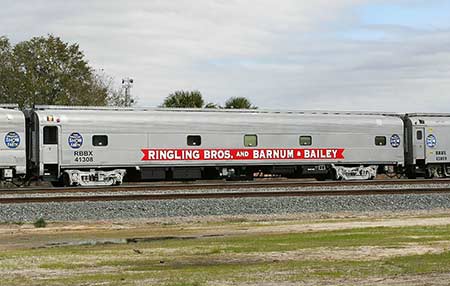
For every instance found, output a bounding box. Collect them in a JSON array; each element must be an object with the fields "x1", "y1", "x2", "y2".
[
  {"x1": 224, "y1": 97, "x2": 257, "y2": 109},
  {"x1": 161, "y1": 90, "x2": 204, "y2": 108}
]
